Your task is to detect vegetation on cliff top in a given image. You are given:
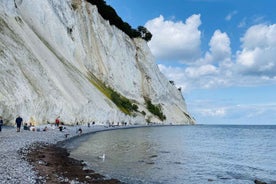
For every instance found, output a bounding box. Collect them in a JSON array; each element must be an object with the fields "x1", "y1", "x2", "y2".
[{"x1": 86, "y1": 0, "x2": 152, "y2": 41}]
